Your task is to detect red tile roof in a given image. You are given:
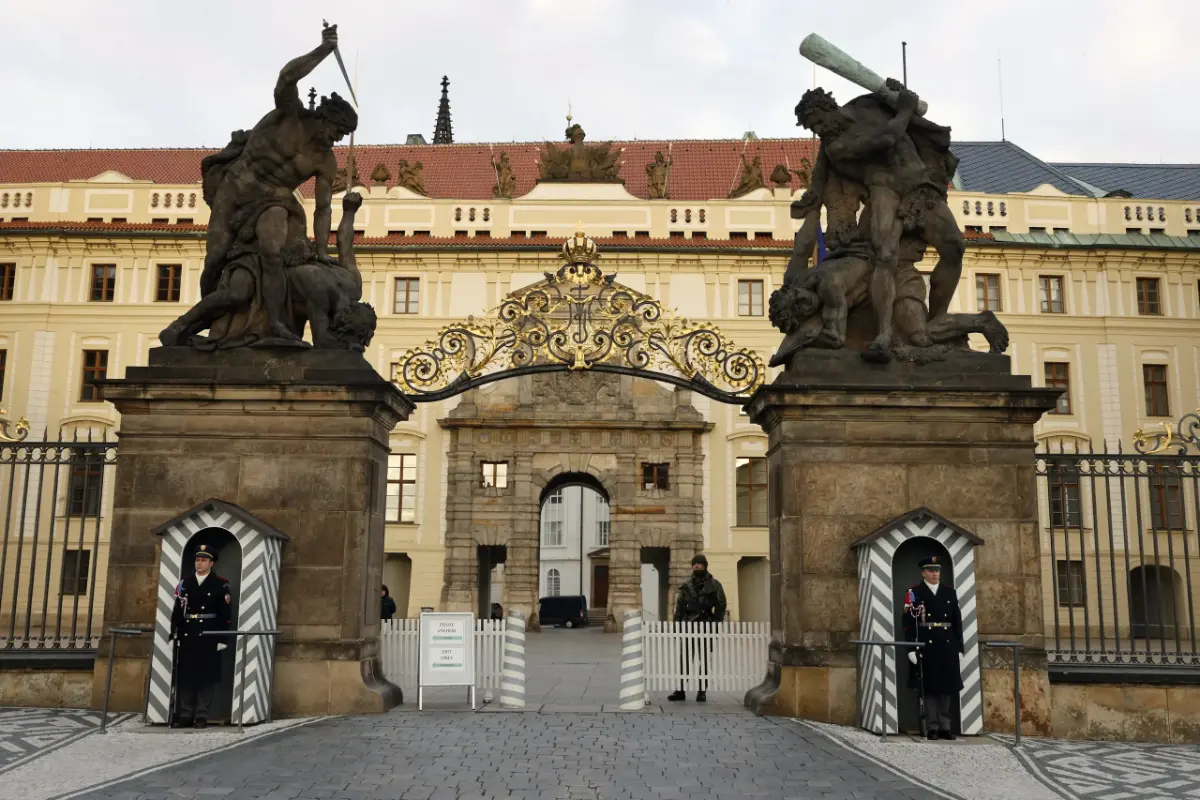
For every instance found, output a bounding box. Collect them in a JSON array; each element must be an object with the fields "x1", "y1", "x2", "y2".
[
  {"x1": 0, "y1": 139, "x2": 818, "y2": 202},
  {"x1": 0, "y1": 220, "x2": 995, "y2": 247}
]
